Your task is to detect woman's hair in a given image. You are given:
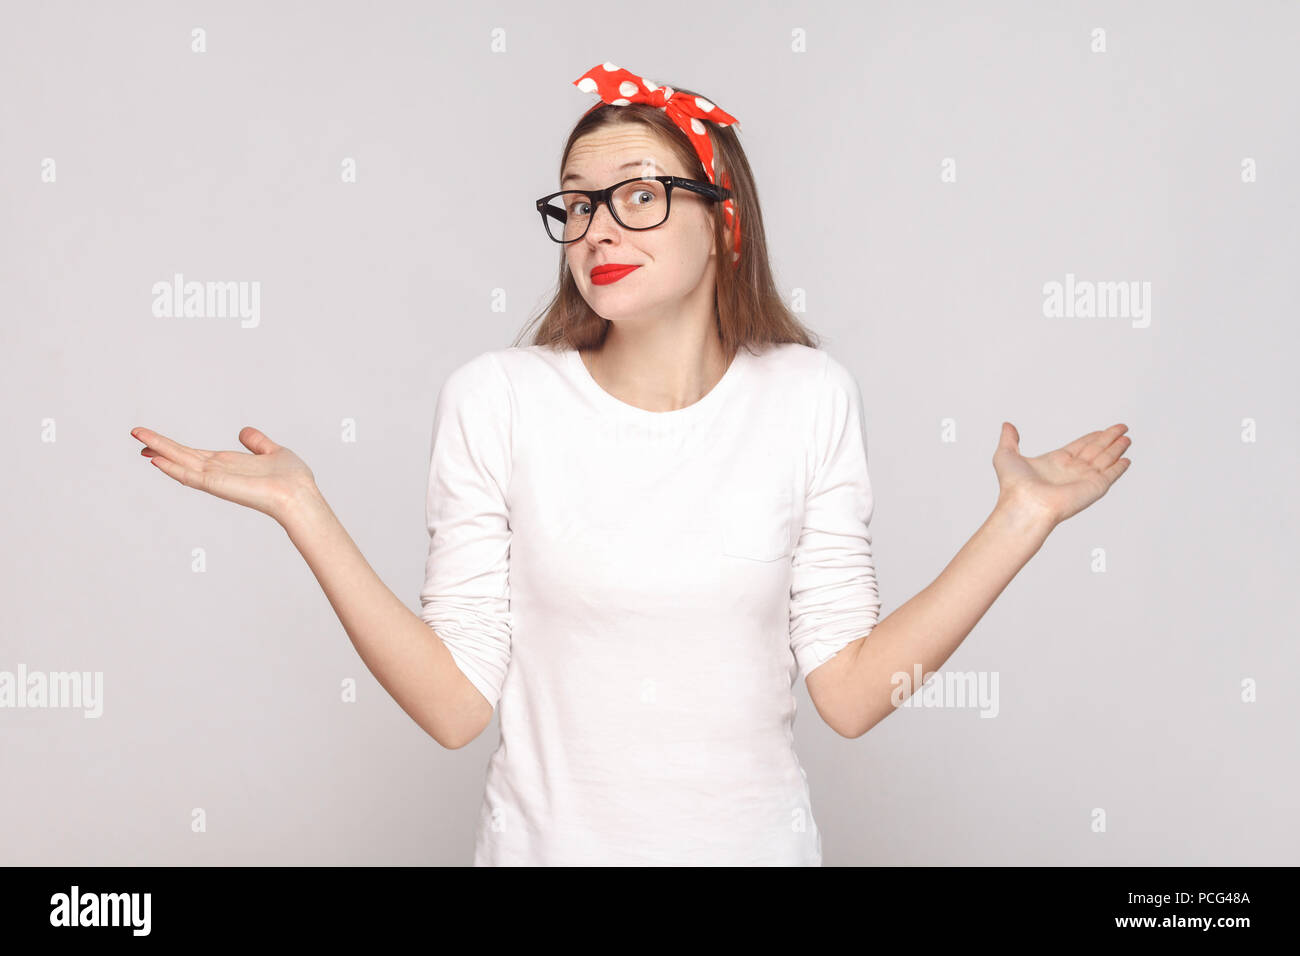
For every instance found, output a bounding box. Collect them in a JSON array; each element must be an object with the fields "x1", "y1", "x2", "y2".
[{"x1": 511, "y1": 83, "x2": 821, "y2": 357}]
